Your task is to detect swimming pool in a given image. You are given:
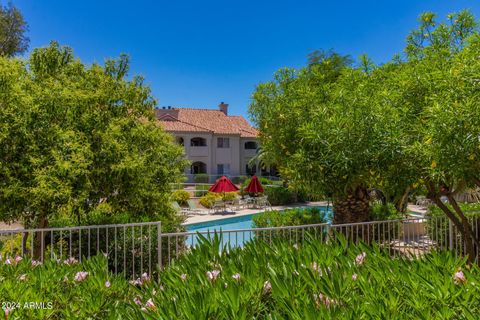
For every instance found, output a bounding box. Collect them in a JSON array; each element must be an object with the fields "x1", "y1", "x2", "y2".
[{"x1": 184, "y1": 206, "x2": 331, "y2": 247}]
